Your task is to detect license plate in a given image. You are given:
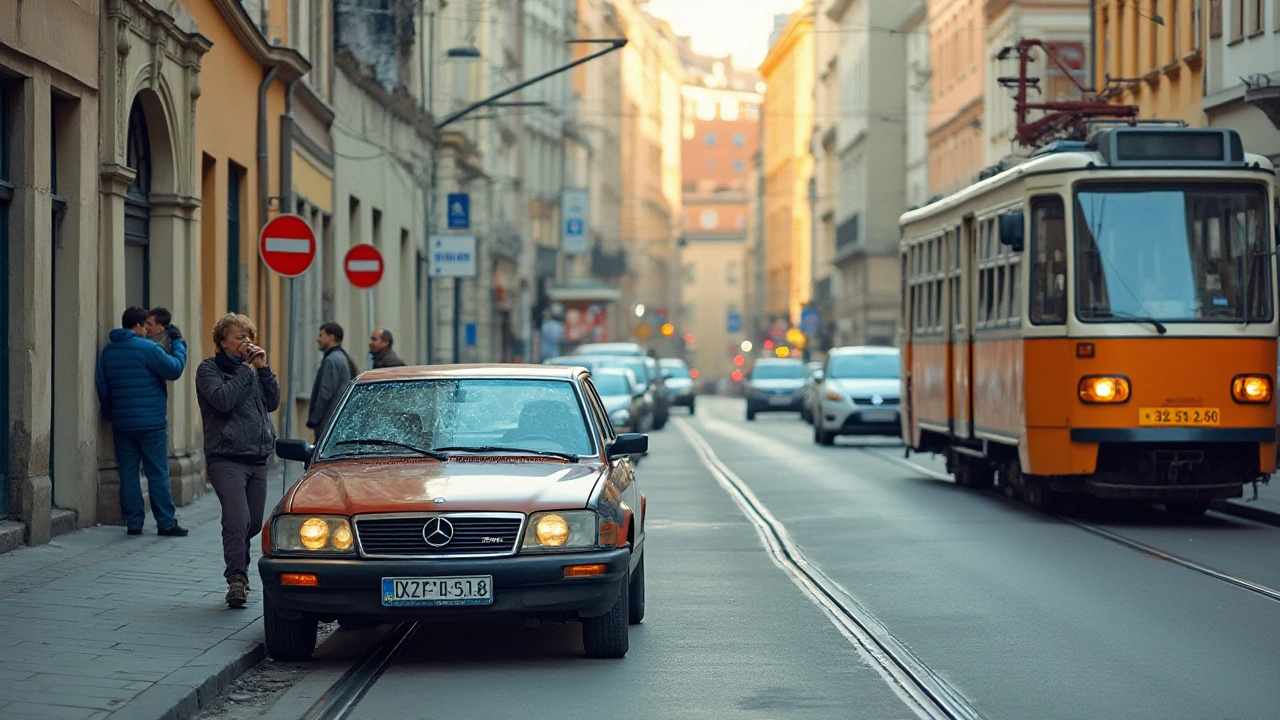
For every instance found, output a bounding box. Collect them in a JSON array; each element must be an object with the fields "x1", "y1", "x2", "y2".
[
  {"x1": 381, "y1": 576, "x2": 494, "y2": 607},
  {"x1": 768, "y1": 395, "x2": 793, "y2": 405},
  {"x1": 860, "y1": 409, "x2": 898, "y2": 422},
  {"x1": 1138, "y1": 407, "x2": 1220, "y2": 426}
]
